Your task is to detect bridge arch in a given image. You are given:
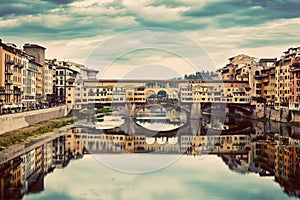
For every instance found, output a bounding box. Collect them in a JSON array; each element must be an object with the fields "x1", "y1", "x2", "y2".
[
  {"x1": 146, "y1": 90, "x2": 156, "y2": 99},
  {"x1": 157, "y1": 90, "x2": 167, "y2": 99}
]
